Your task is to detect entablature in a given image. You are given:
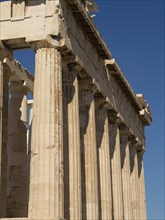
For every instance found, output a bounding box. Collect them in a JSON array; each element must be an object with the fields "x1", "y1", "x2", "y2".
[
  {"x1": 0, "y1": 0, "x2": 152, "y2": 147},
  {"x1": 63, "y1": 0, "x2": 152, "y2": 126},
  {"x1": 65, "y1": 0, "x2": 111, "y2": 59},
  {"x1": 4, "y1": 57, "x2": 34, "y2": 92},
  {"x1": 105, "y1": 59, "x2": 142, "y2": 113},
  {"x1": 0, "y1": 0, "x2": 60, "y2": 49},
  {"x1": 0, "y1": 41, "x2": 34, "y2": 92}
]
